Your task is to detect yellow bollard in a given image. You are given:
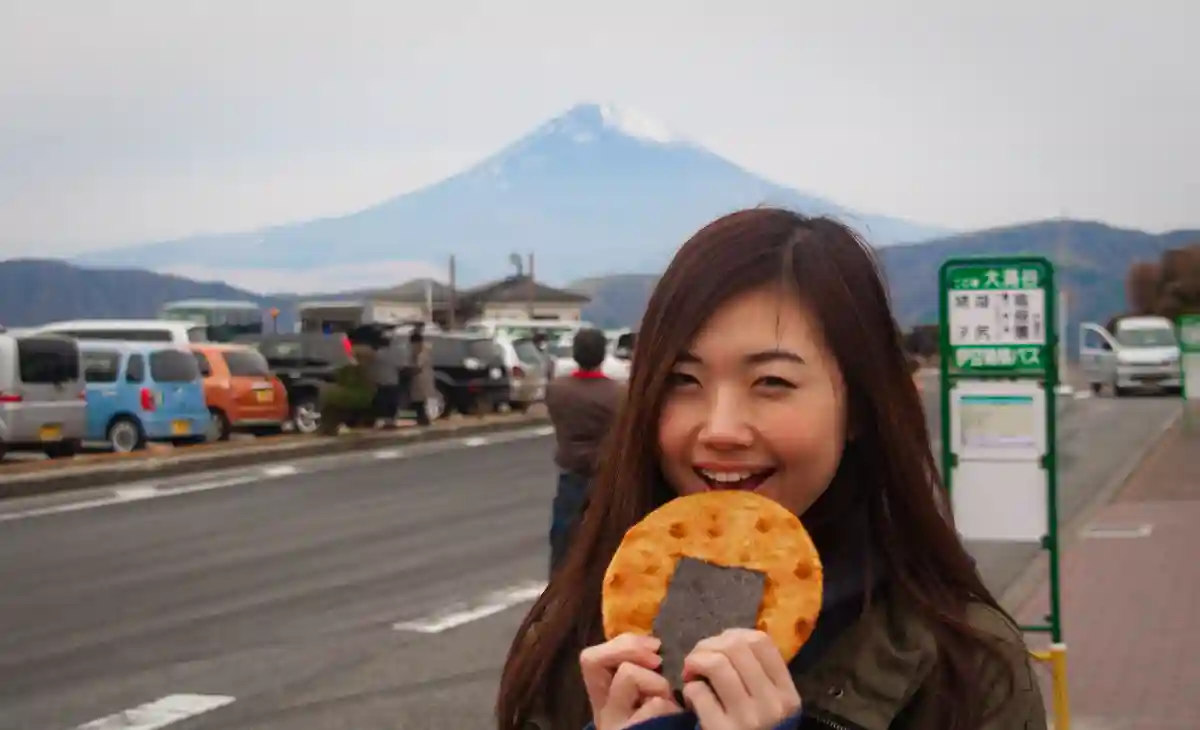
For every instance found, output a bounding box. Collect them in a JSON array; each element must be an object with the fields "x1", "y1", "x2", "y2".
[{"x1": 1028, "y1": 645, "x2": 1071, "y2": 730}]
